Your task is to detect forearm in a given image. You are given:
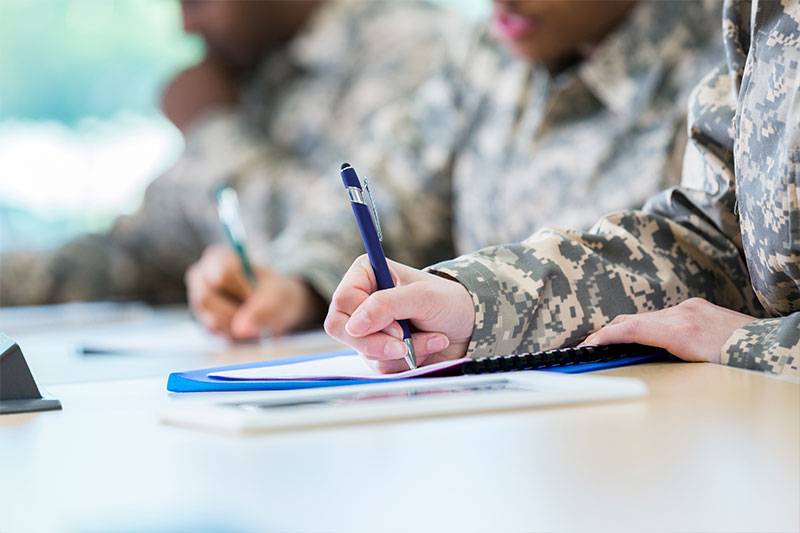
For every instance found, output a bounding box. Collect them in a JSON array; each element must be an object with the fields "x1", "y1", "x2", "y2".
[
  {"x1": 429, "y1": 209, "x2": 761, "y2": 358},
  {"x1": 722, "y1": 315, "x2": 800, "y2": 377},
  {"x1": 0, "y1": 234, "x2": 185, "y2": 306}
]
